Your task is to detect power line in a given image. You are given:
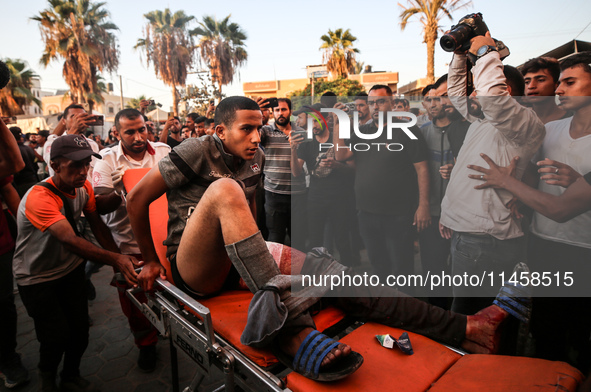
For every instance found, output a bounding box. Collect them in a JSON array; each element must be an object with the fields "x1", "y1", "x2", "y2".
[{"x1": 575, "y1": 19, "x2": 591, "y2": 40}]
